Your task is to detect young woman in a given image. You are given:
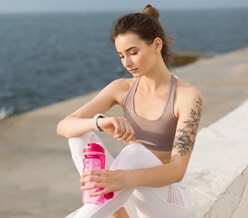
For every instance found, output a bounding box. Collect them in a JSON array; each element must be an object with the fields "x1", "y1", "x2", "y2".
[{"x1": 57, "y1": 5, "x2": 203, "y2": 218}]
